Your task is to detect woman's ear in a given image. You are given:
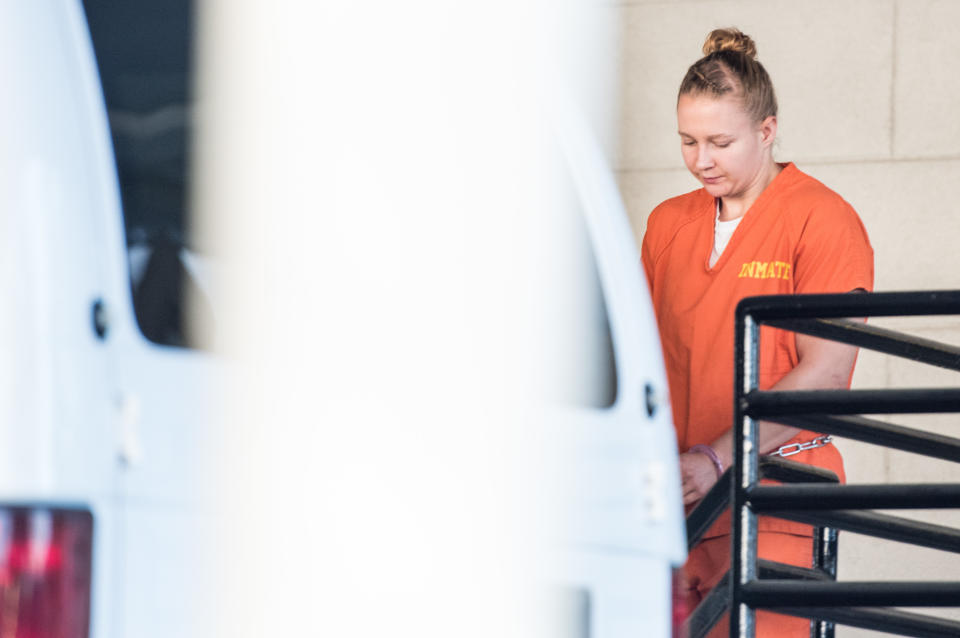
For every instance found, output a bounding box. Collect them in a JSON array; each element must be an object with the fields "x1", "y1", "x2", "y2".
[{"x1": 759, "y1": 115, "x2": 778, "y2": 147}]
